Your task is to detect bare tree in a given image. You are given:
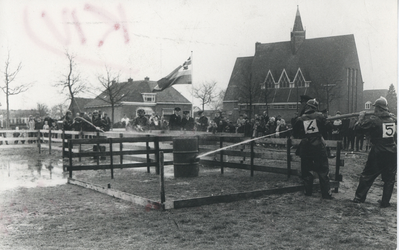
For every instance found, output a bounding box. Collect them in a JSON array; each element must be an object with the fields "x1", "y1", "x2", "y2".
[
  {"x1": 50, "y1": 103, "x2": 69, "y2": 120},
  {"x1": 238, "y1": 73, "x2": 260, "y2": 120},
  {"x1": 94, "y1": 66, "x2": 131, "y2": 129},
  {"x1": 191, "y1": 81, "x2": 219, "y2": 111},
  {"x1": 36, "y1": 103, "x2": 50, "y2": 117},
  {"x1": 1, "y1": 52, "x2": 32, "y2": 128},
  {"x1": 54, "y1": 52, "x2": 87, "y2": 117},
  {"x1": 310, "y1": 77, "x2": 343, "y2": 112},
  {"x1": 386, "y1": 83, "x2": 397, "y2": 115},
  {"x1": 209, "y1": 89, "x2": 226, "y2": 111}
]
